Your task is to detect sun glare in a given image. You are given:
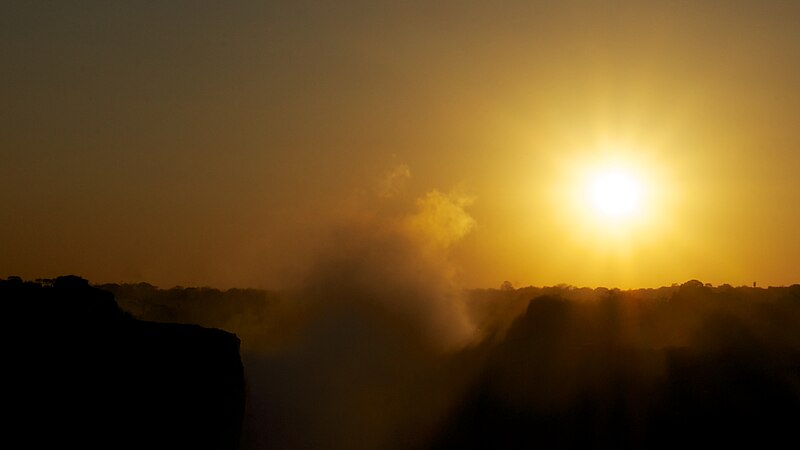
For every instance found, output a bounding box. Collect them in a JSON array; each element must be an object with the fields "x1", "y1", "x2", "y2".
[
  {"x1": 543, "y1": 142, "x2": 677, "y2": 258},
  {"x1": 588, "y1": 170, "x2": 642, "y2": 218}
]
